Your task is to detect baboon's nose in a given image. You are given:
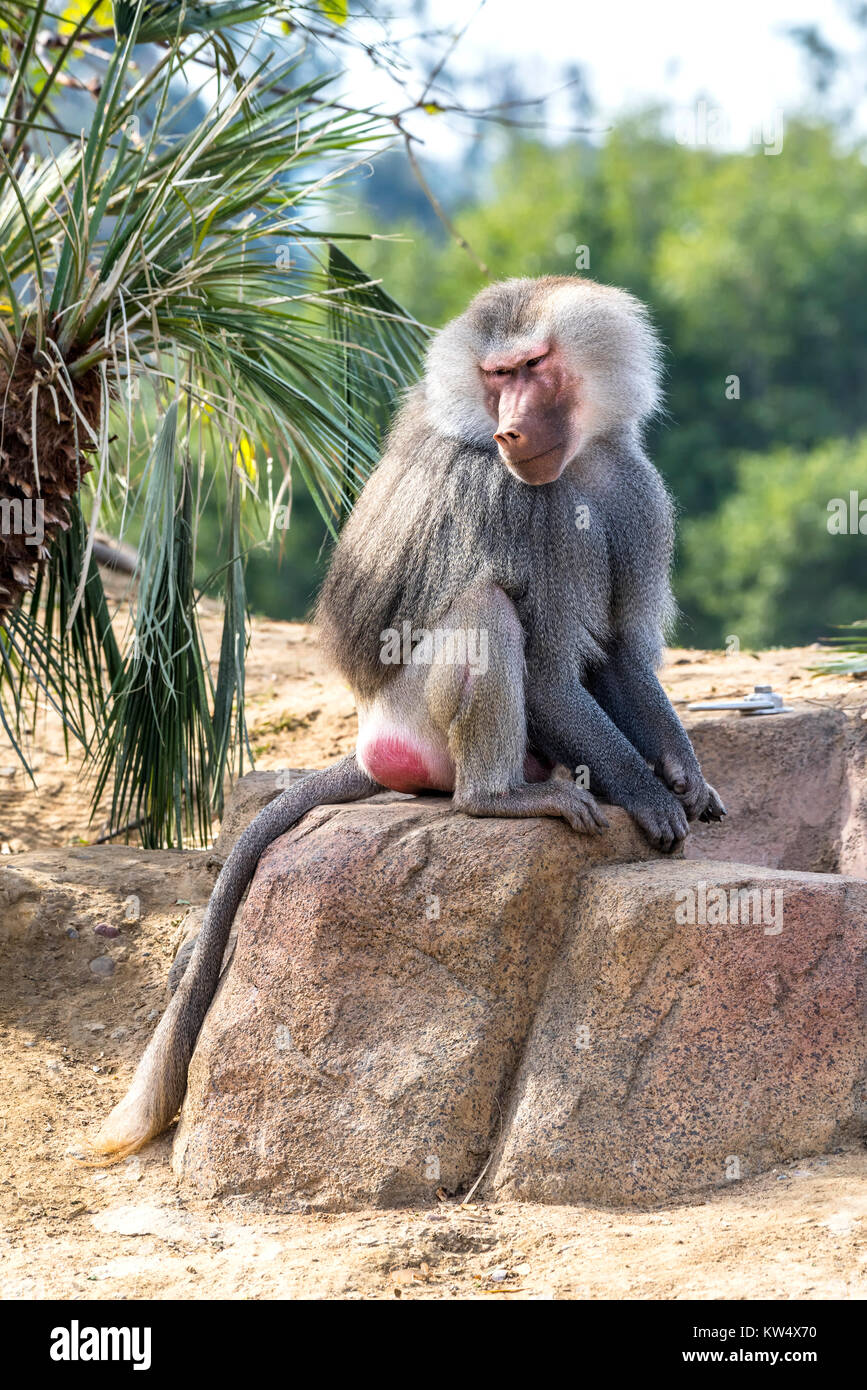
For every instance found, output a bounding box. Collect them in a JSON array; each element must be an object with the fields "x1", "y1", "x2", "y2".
[{"x1": 494, "y1": 427, "x2": 524, "y2": 450}]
